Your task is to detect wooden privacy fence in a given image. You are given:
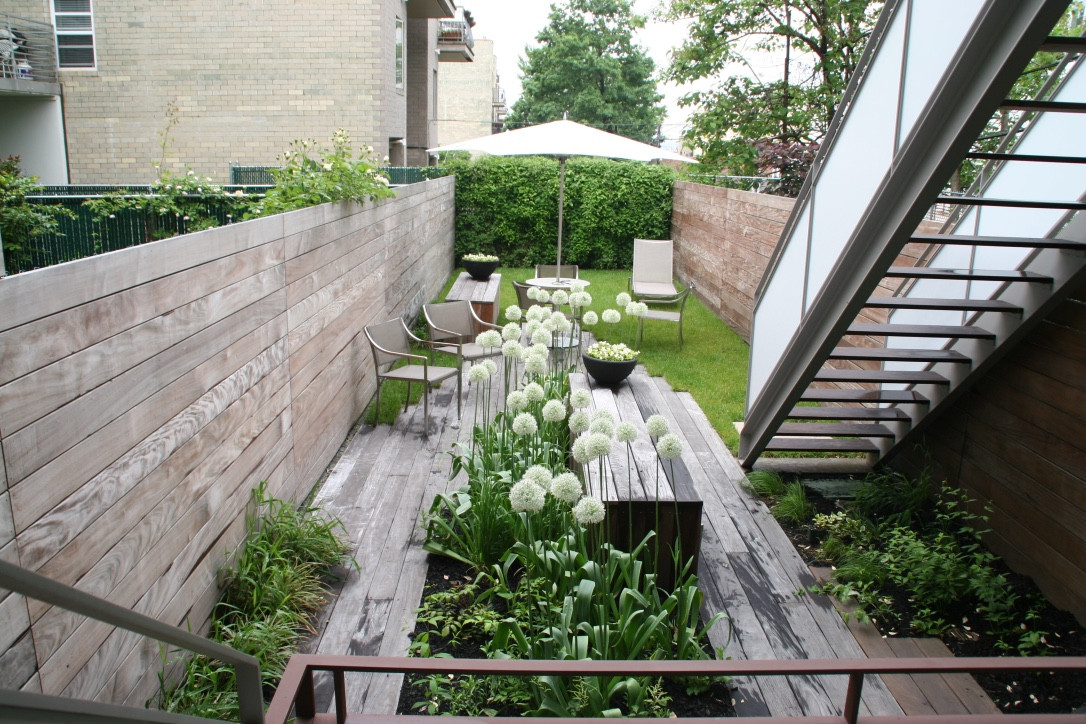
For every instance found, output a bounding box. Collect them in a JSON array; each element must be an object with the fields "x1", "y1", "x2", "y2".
[{"x1": 0, "y1": 177, "x2": 455, "y2": 706}]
